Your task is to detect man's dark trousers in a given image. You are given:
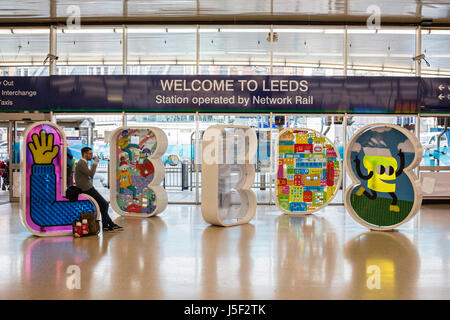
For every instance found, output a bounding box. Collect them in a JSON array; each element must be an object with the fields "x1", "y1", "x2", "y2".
[{"x1": 83, "y1": 187, "x2": 114, "y2": 228}]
